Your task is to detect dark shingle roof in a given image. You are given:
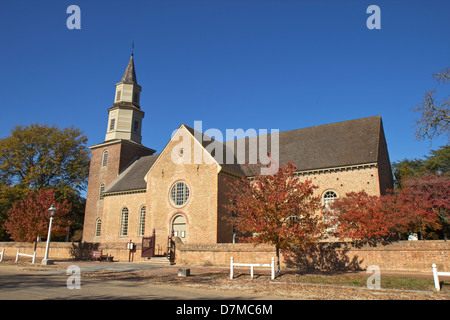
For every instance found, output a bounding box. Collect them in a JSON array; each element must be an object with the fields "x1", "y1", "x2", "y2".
[
  {"x1": 104, "y1": 154, "x2": 159, "y2": 193},
  {"x1": 226, "y1": 115, "x2": 382, "y2": 175}
]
